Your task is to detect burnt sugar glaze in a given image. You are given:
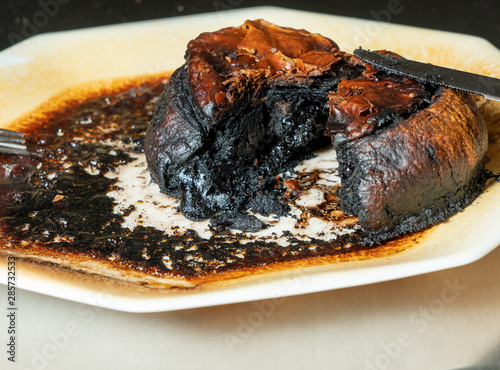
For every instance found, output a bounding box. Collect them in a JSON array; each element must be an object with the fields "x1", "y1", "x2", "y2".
[{"x1": 0, "y1": 74, "x2": 419, "y2": 279}]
